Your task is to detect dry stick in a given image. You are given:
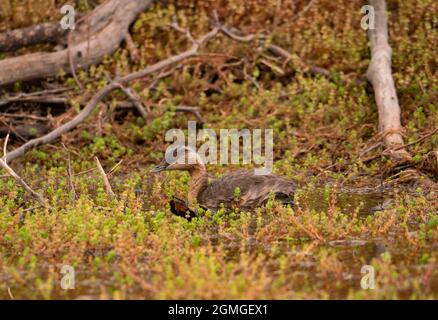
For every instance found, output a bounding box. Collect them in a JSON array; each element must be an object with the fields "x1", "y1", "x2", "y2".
[
  {"x1": 0, "y1": 0, "x2": 153, "y2": 86},
  {"x1": 0, "y1": 87, "x2": 69, "y2": 107},
  {"x1": 0, "y1": 113, "x2": 48, "y2": 121},
  {"x1": 290, "y1": 0, "x2": 317, "y2": 22},
  {"x1": 366, "y1": 0, "x2": 410, "y2": 161},
  {"x1": 0, "y1": 118, "x2": 28, "y2": 142},
  {"x1": 0, "y1": 136, "x2": 47, "y2": 207},
  {"x1": 216, "y1": 17, "x2": 331, "y2": 79},
  {"x1": 68, "y1": 24, "x2": 84, "y2": 90},
  {"x1": 391, "y1": 128, "x2": 438, "y2": 152},
  {"x1": 175, "y1": 106, "x2": 206, "y2": 125},
  {"x1": 148, "y1": 64, "x2": 183, "y2": 90},
  {"x1": 66, "y1": 7, "x2": 94, "y2": 91},
  {"x1": 62, "y1": 143, "x2": 76, "y2": 206},
  {"x1": 3, "y1": 133, "x2": 9, "y2": 158},
  {"x1": 362, "y1": 128, "x2": 438, "y2": 164},
  {"x1": 243, "y1": 62, "x2": 262, "y2": 90},
  {"x1": 4, "y1": 27, "x2": 219, "y2": 164},
  {"x1": 268, "y1": 44, "x2": 331, "y2": 78},
  {"x1": 107, "y1": 159, "x2": 123, "y2": 178},
  {"x1": 68, "y1": 10, "x2": 97, "y2": 90},
  {"x1": 124, "y1": 33, "x2": 140, "y2": 63},
  {"x1": 7, "y1": 287, "x2": 14, "y2": 300},
  {"x1": 95, "y1": 156, "x2": 115, "y2": 199},
  {"x1": 74, "y1": 167, "x2": 97, "y2": 176},
  {"x1": 116, "y1": 84, "x2": 148, "y2": 119}
]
